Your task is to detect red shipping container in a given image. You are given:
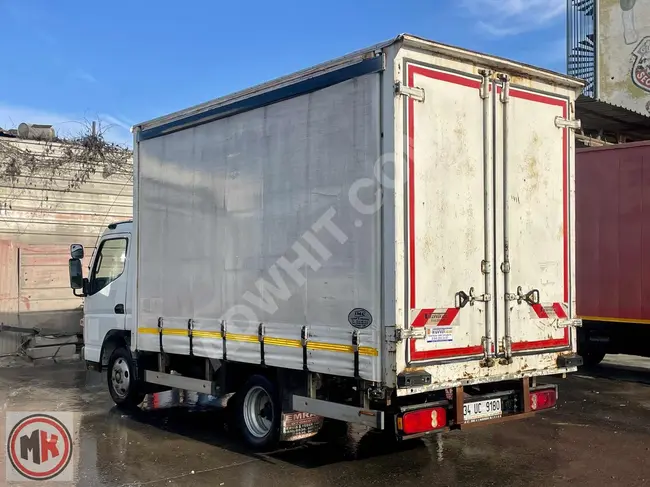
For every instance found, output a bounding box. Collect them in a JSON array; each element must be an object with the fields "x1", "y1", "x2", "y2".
[{"x1": 576, "y1": 141, "x2": 650, "y2": 323}]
